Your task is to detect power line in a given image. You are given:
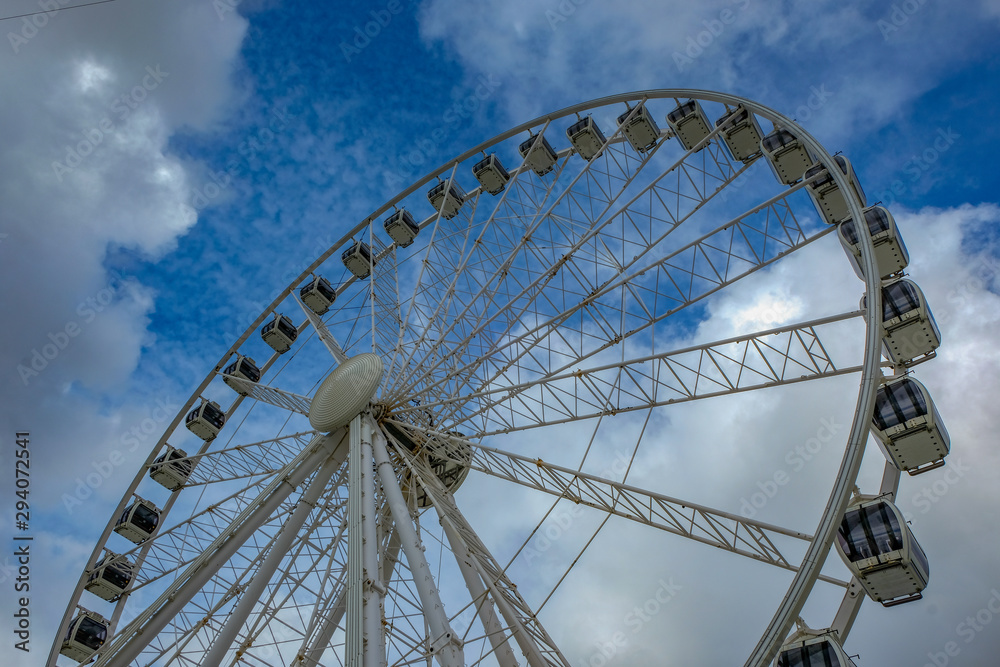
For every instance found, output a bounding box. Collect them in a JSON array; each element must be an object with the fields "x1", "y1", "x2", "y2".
[{"x1": 0, "y1": 0, "x2": 120, "y2": 24}]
